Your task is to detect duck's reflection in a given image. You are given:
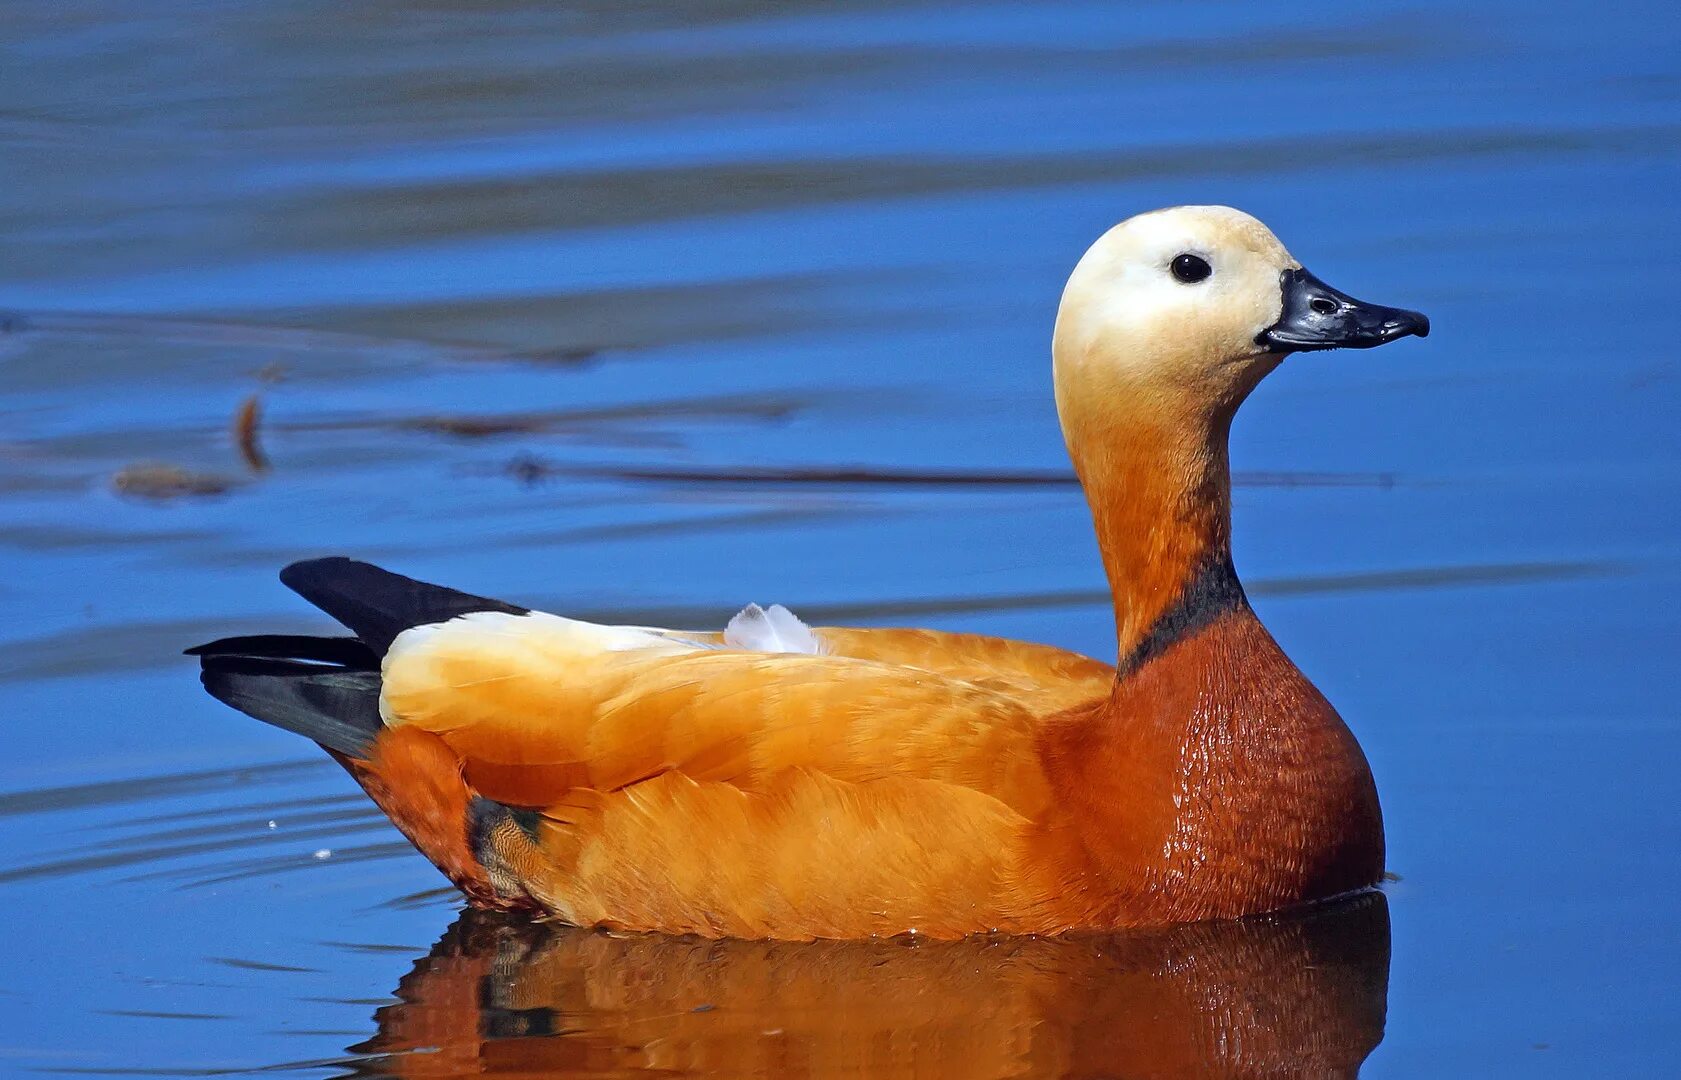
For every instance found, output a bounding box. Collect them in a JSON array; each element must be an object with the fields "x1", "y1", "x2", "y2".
[{"x1": 350, "y1": 891, "x2": 1389, "y2": 1078}]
